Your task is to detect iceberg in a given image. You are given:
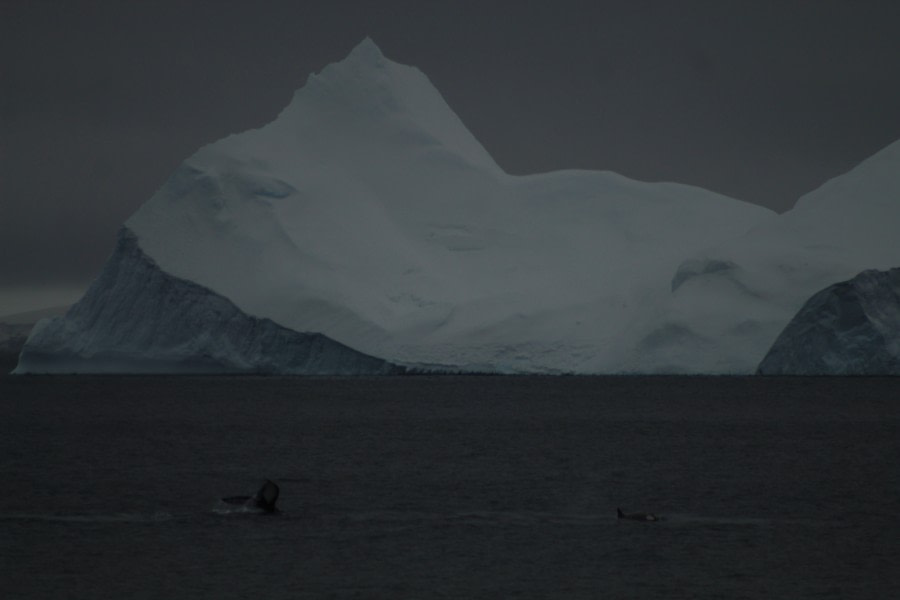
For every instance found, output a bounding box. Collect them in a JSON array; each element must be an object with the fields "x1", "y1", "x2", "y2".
[
  {"x1": 757, "y1": 268, "x2": 900, "y2": 375},
  {"x1": 15, "y1": 38, "x2": 897, "y2": 374}
]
